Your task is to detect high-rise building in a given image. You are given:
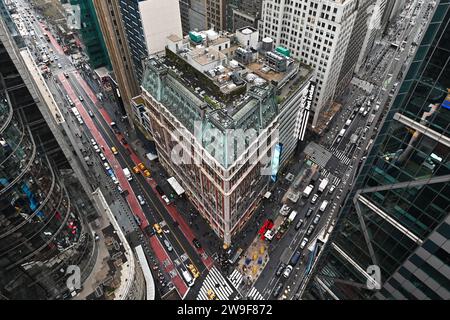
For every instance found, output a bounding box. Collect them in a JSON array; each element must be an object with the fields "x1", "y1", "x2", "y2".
[
  {"x1": 226, "y1": 0, "x2": 263, "y2": 32},
  {"x1": 69, "y1": 0, "x2": 111, "y2": 69},
  {"x1": 131, "y1": 28, "x2": 313, "y2": 246},
  {"x1": 206, "y1": 0, "x2": 227, "y2": 30},
  {"x1": 93, "y1": 0, "x2": 182, "y2": 135},
  {"x1": 336, "y1": 0, "x2": 387, "y2": 95},
  {"x1": 304, "y1": 1, "x2": 450, "y2": 300},
  {"x1": 380, "y1": 0, "x2": 407, "y2": 35},
  {"x1": 179, "y1": 0, "x2": 208, "y2": 35},
  {"x1": 0, "y1": 7, "x2": 96, "y2": 300},
  {"x1": 259, "y1": 0, "x2": 359, "y2": 127}
]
